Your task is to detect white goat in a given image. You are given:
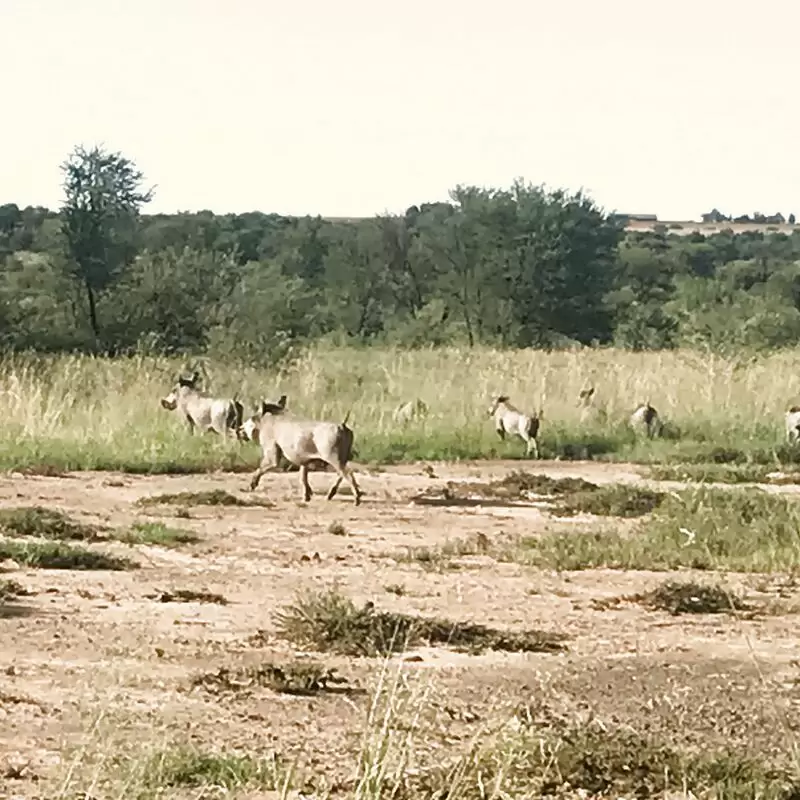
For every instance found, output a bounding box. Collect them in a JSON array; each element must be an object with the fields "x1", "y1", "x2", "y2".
[
  {"x1": 629, "y1": 402, "x2": 662, "y2": 439},
  {"x1": 488, "y1": 395, "x2": 541, "y2": 458},
  {"x1": 393, "y1": 397, "x2": 429, "y2": 425},
  {"x1": 160, "y1": 371, "x2": 244, "y2": 438},
  {"x1": 246, "y1": 403, "x2": 362, "y2": 506},
  {"x1": 785, "y1": 406, "x2": 800, "y2": 443}
]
